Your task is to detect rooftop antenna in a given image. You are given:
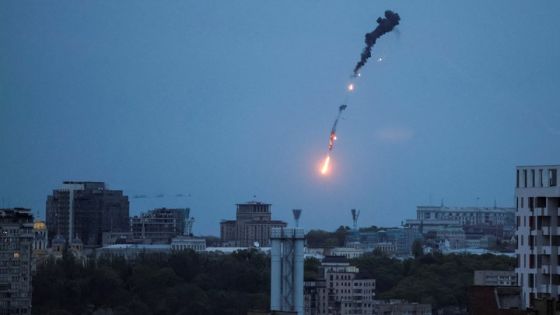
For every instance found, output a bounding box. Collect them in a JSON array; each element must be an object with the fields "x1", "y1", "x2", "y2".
[
  {"x1": 292, "y1": 209, "x2": 302, "y2": 227},
  {"x1": 351, "y1": 209, "x2": 360, "y2": 230}
]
